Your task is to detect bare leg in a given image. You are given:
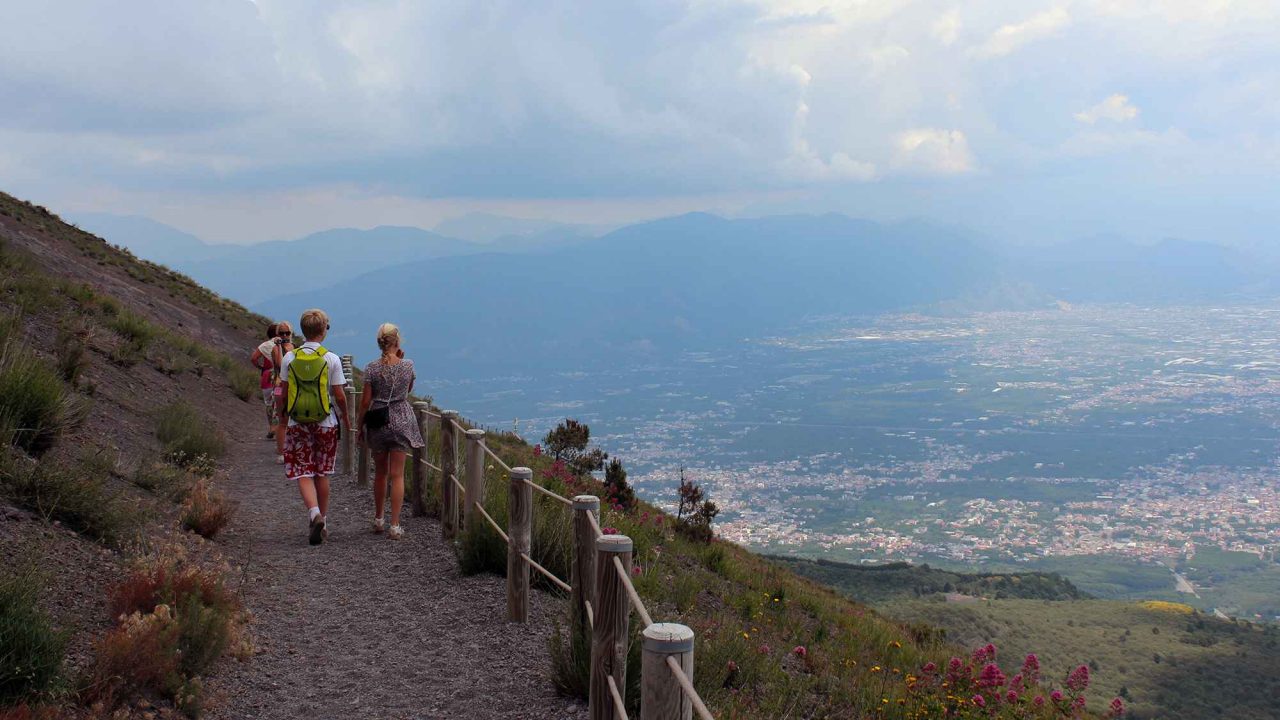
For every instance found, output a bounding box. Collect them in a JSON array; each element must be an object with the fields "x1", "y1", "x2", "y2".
[
  {"x1": 275, "y1": 422, "x2": 286, "y2": 457},
  {"x1": 315, "y1": 475, "x2": 330, "y2": 517},
  {"x1": 372, "y1": 451, "x2": 390, "y2": 520},
  {"x1": 388, "y1": 450, "x2": 407, "y2": 527},
  {"x1": 297, "y1": 476, "x2": 317, "y2": 509}
]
